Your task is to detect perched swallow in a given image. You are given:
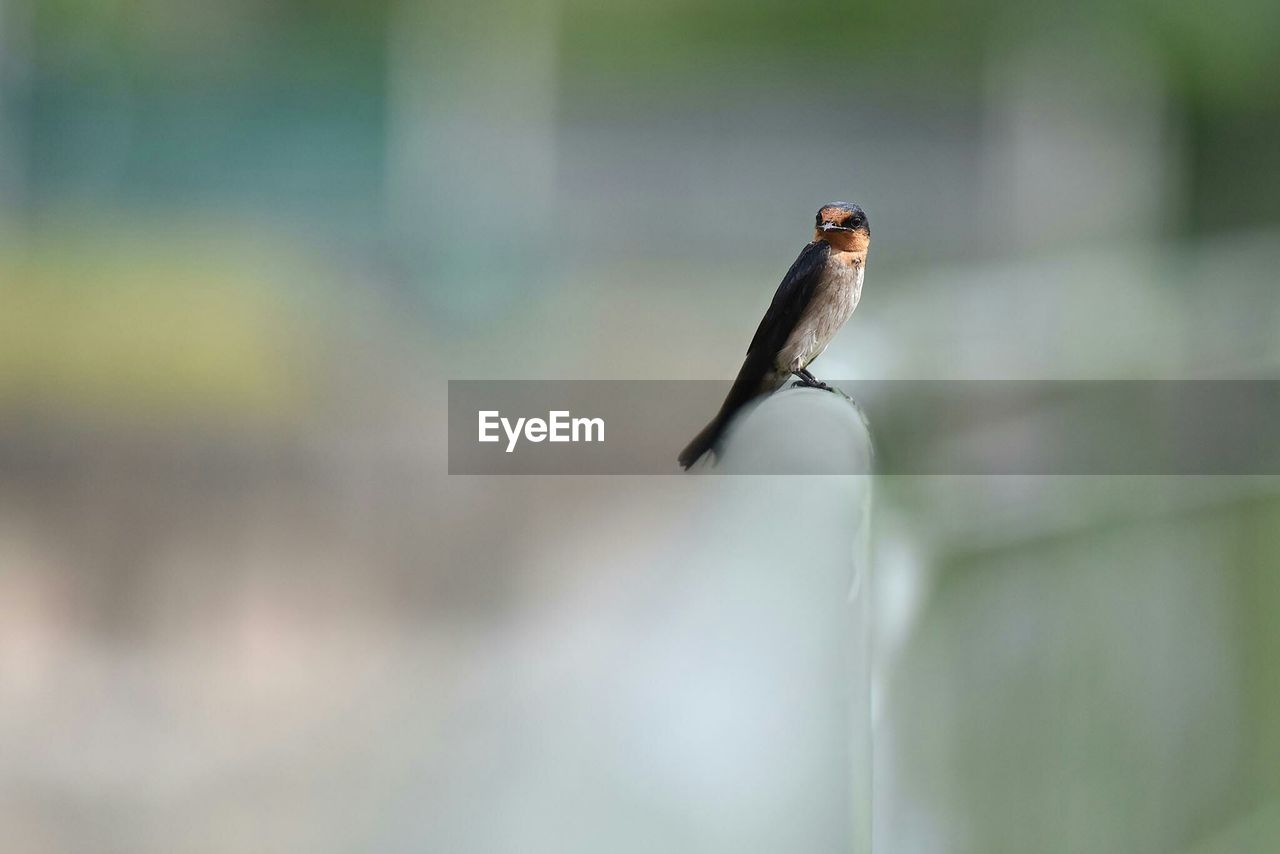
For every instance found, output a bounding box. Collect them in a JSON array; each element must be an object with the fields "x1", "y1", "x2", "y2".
[{"x1": 678, "y1": 202, "x2": 870, "y2": 469}]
